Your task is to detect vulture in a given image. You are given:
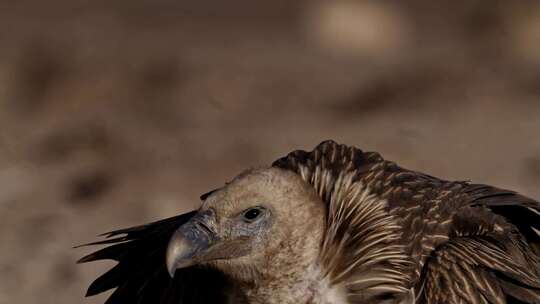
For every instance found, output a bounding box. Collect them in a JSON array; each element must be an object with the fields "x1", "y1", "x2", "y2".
[{"x1": 79, "y1": 140, "x2": 540, "y2": 304}]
